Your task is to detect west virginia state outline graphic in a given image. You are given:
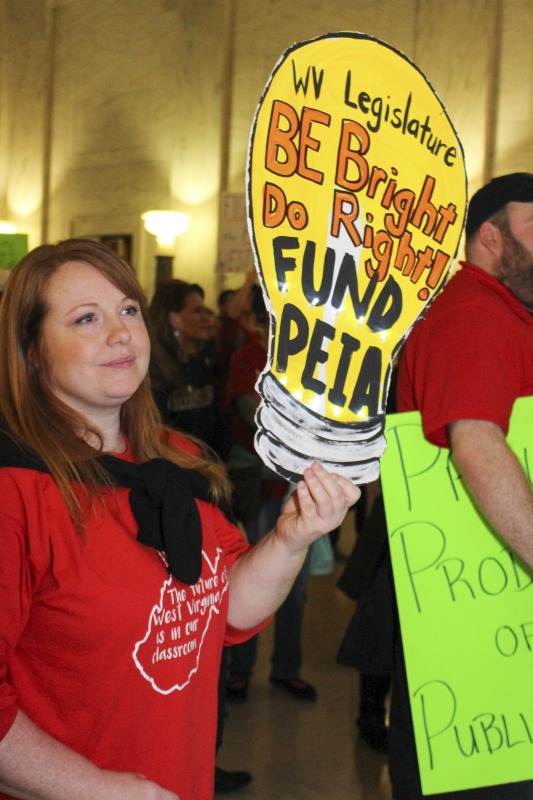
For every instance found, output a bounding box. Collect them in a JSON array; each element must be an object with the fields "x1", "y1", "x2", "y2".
[{"x1": 132, "y1": 548, "x2": 227, "y2": 694}]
